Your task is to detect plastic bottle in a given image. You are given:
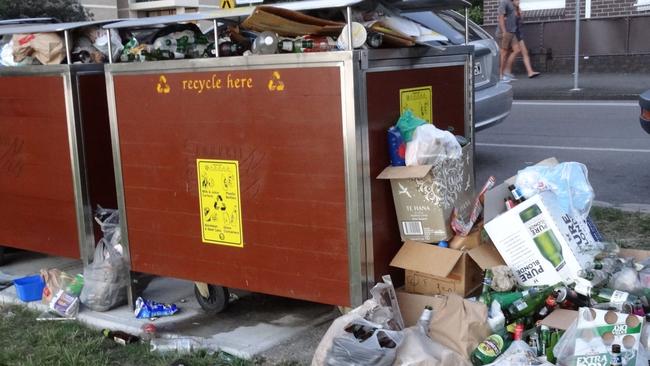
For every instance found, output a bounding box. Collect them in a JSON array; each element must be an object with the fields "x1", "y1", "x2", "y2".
[
  {"x1": 578, "y1": 269, "x2": 610, "y2": 287},
  {"x1": 417, "y1": 306, "x2": 433, "y2": 336},
  {"x1": 150, "y1": 337, "x2": 205, "y2": 353}
]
